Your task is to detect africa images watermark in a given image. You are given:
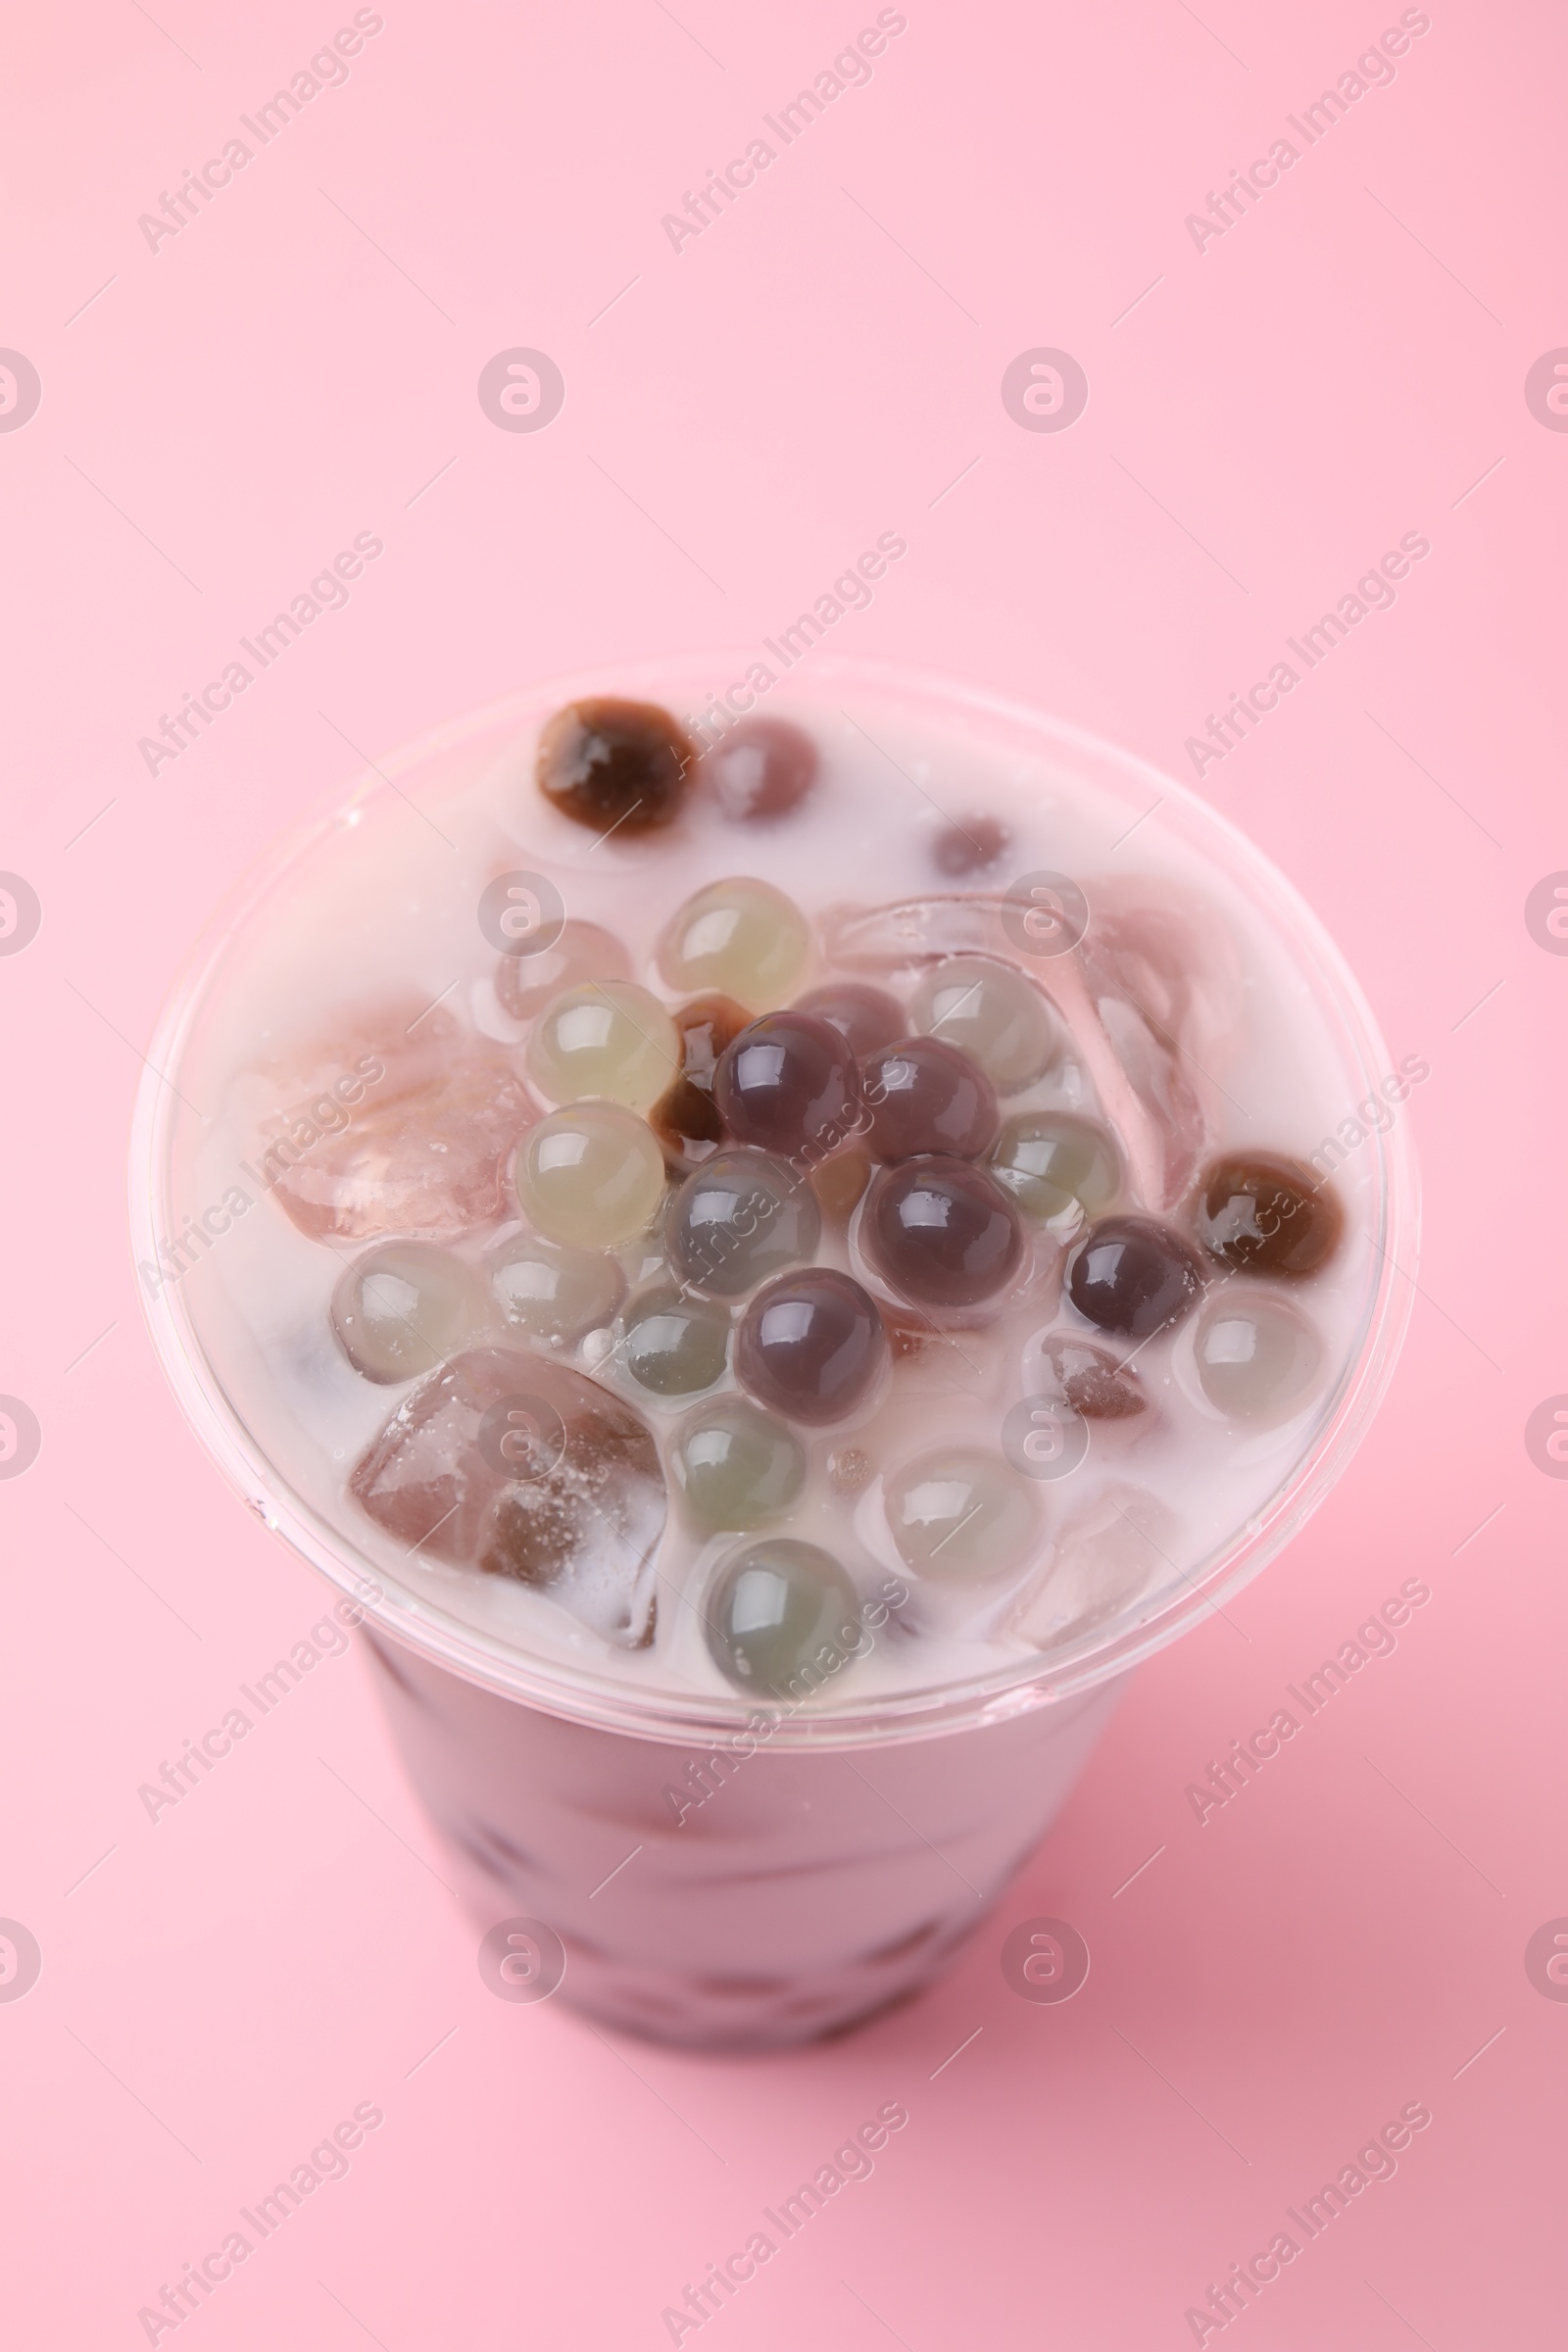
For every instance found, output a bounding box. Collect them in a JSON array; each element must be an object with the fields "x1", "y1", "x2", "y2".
[
  {"x1": 1185, "y1": 532, "x2": 1431, "y2": 780},
  {"x1": 661, "y1": 2100, "x2": 910, "y2": 2342},
  {"x1": 662, "y1": 11, "x2": 908, "y2": 255},
  {"x1": 137, "y1": 11, "x2": 386, "y2": 254},
  {"x1": 1184, "y1": 11, "x2": 1433, "y2": 256},
  {"x1": 1183, "y1": 2100, "x2": 1433, "y2": 2341},
  {"x1": 136, "y1": 2098, "x2": 387, "y2": 2344},
  {"x1": 1307, "y1": 1054, "x2": 1429, "y2": 1181},
  {"x1": 137, "y1": 530, "x2": 385, "y2": 777},
  {"x1": 662, "y1": 1575, "x2": 909, "y2": 1827},
  {"x1": 136, "y1": 1588, "x2": 377, "y2": 1825},
  {"x1": 682, "y1": 530, "x2": 908, "y2": 753},
  {"x1": 1185, "y1": 1575, "x2": 1432, "y2": 1825},
  {"x1": 136, "y1": 1051, "x2": 388, "y2": 1298}
]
